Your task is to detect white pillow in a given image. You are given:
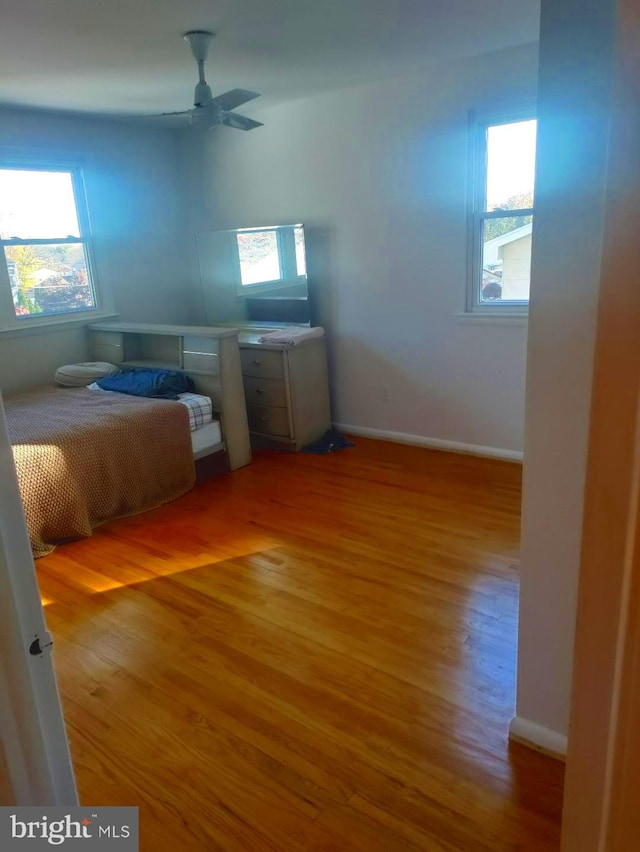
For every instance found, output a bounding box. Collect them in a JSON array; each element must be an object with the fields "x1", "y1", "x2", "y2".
[{"x1": 55, "y1": 362, "x2": 121, "y2": 387}]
